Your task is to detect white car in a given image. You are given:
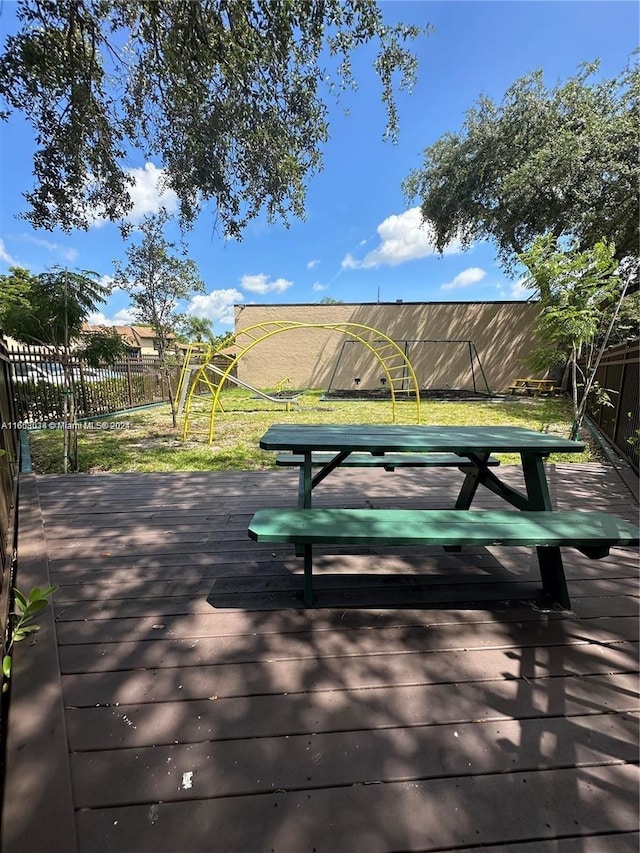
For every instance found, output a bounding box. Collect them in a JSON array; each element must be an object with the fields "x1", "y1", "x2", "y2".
[
  {"x1": 11, "y1": 363, "x2": 61, "y2": 383},
  {"x1": 11, "y1": 363, "x2": 119, "y2": 384}
]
